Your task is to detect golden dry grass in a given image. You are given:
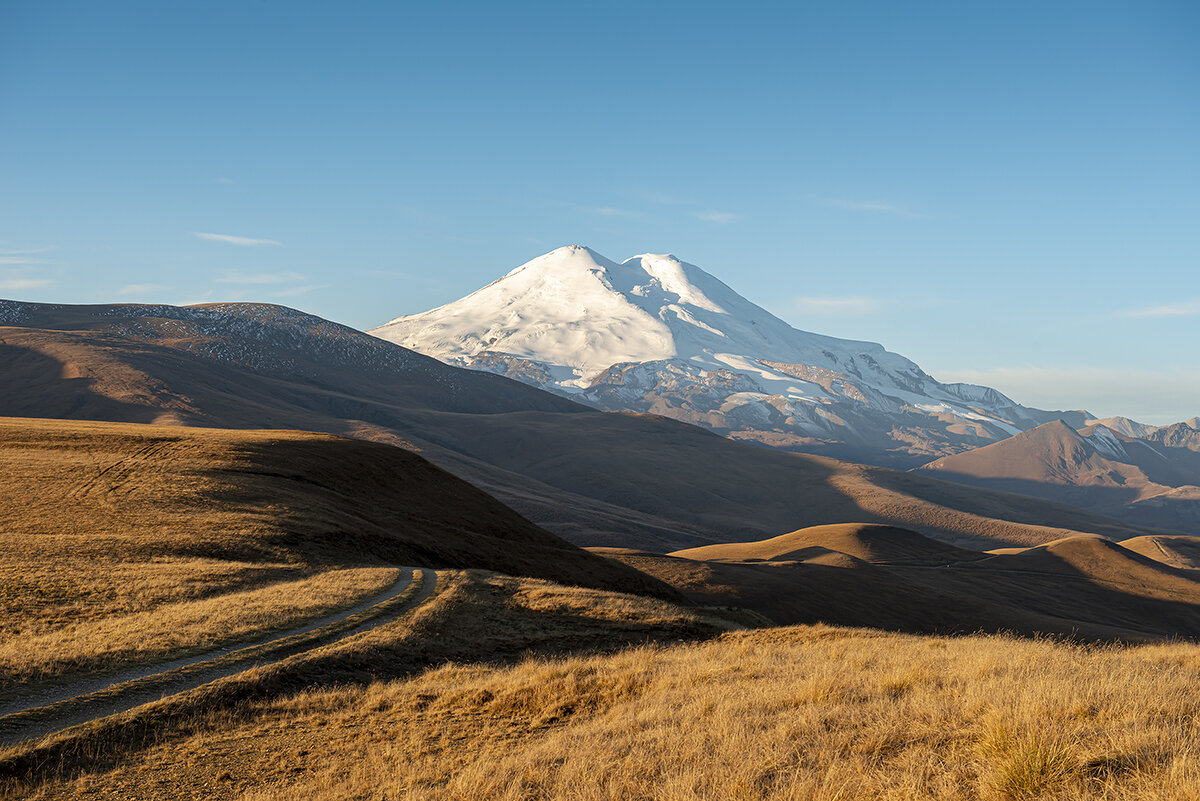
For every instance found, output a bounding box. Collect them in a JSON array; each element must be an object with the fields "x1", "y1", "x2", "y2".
[
  {"x1": 11, "y1": 571, "x2": 1200, "y2": 801},
  {"x1": 0, "y1": 554, "x2": 312, "y2": 638},
  {"x1": 241, "y1": 629, "x2": 1200, "y2": 801},
  {"x1": 2, "y1": 570, "x2": 729, "y2": 800},
  {"x1": 0, "y1": 415, "x2": 672, "y2": 689},
  {"x1": 0, "y1": 416, "x2": 669, "y2": 598},
  {"x1": 0, "y1": 566, "x2": 398, "y2": 687}
]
